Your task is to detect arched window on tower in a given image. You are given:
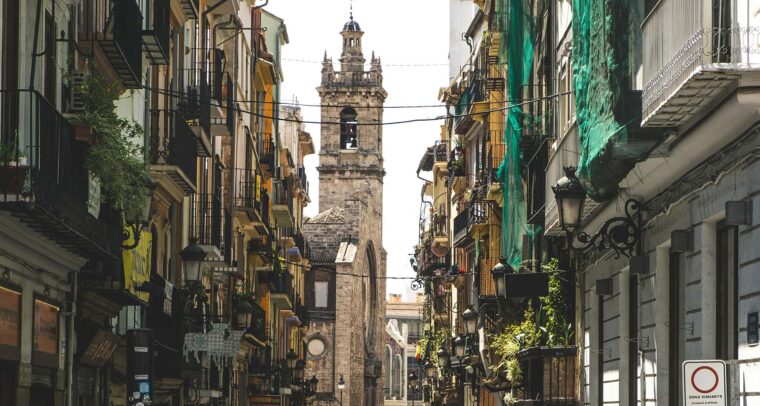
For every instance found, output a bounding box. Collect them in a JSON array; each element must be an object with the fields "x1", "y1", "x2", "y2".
[{"x1": 340, "y1": 107, "x2": 358, "y2": 150}]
